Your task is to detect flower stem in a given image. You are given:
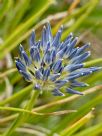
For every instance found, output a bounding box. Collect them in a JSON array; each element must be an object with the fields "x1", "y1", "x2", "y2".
[{"x1": 2, "y1": 90, "x2": 39, "y2": 136}]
